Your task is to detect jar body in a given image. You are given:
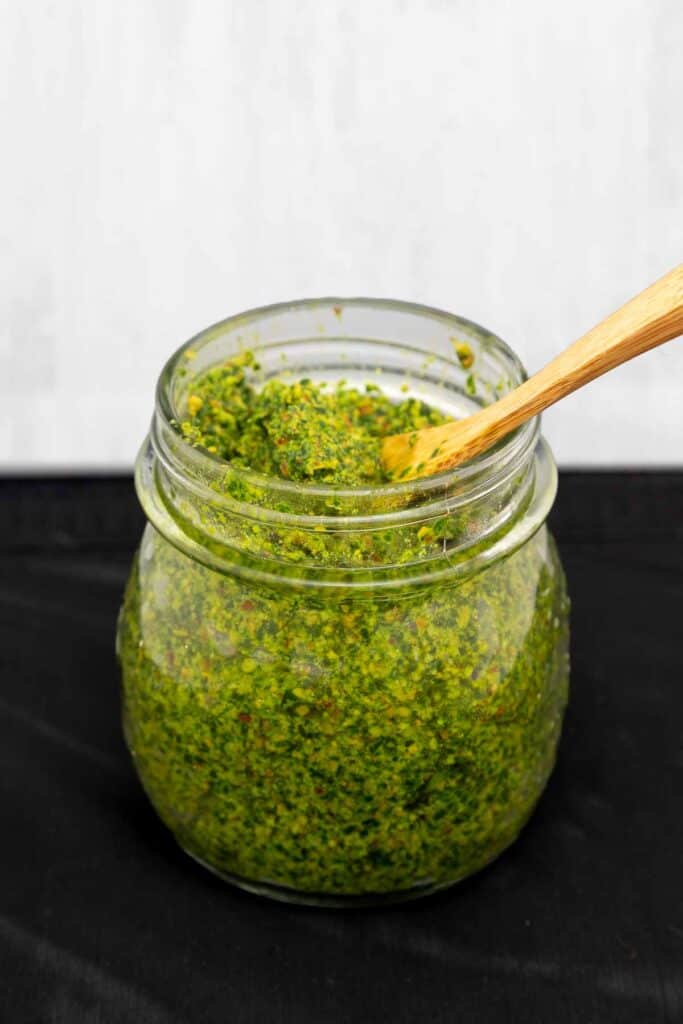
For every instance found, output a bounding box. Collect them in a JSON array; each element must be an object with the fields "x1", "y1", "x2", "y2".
[{"x1": 118, "y1": 521, "x2": 569, "y2": 905}]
